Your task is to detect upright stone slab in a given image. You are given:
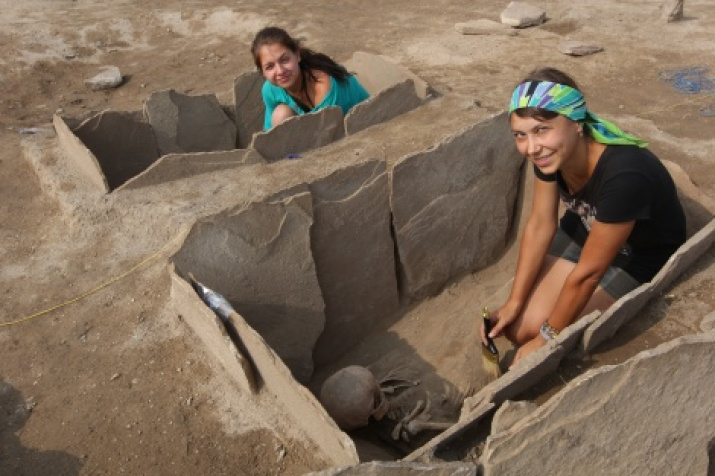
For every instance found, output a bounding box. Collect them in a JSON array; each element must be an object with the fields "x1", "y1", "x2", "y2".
[
  {"x1": 481, "y1": 333, "x2": 715, "y2": 475},
  {"x1": 309, "y1": 160, "x2": 400, "y2": 365},
  {"x1": 391, "y1": 113, "x2": 523, "y2": 300},
  {"x1": 344, "y1": 52, "x2": 430, "y2": 99},
  {"x1": 53, "y1": 114, "x2": 109, "y2": 193},
  {"x1": 144, "y1": 89, "x2": 237, "y2": 156},
  {"x1": 171, "y1": 191, "x2": 325, "y2": 383},
  {"x1": 344, "y1": 79, "x2": 422, "y2": 135},
  {"x1": 170, "y1": 270, "x2": 359, "y2": 467},
  {"x1": 249, "y1": 107, "x2": 345, "y2": 162},
  {"x1": 118, "y1": 149, "x2": 265, "y2": 191},
  {"x1": 71, "y1": 110, "x2": 160, "y2": 190},
  {"x1": 307, "y1": 461, "x2": 478, "y2": 475},
  {"x1": 233, "y1": 71, "x2": 265, "y2": 149}
]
